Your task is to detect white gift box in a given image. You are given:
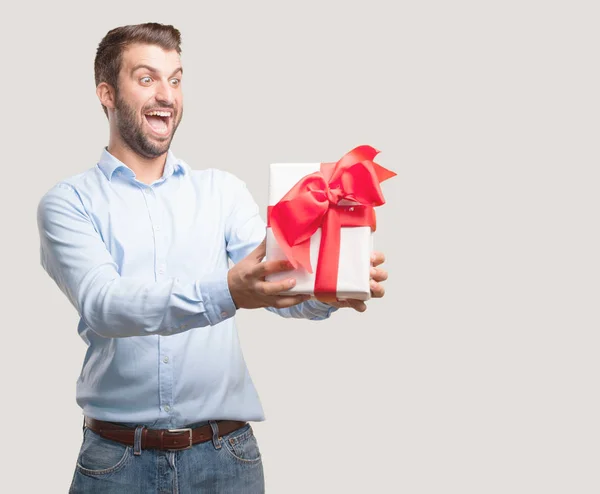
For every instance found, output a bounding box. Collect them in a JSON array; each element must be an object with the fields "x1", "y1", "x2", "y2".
[{"x1": 265, "y1": 163, "x2": 372, "y2": 301}]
